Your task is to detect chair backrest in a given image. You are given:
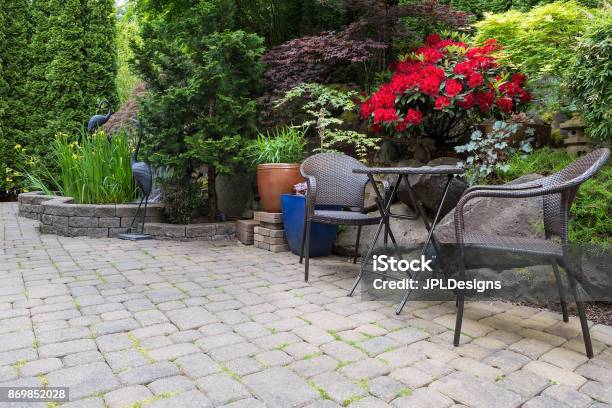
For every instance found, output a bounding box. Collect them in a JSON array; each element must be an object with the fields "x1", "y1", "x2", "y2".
[
  {"x1": 542, "y1": 148, "x2": 610, "y2": 239},
  {"x1": 300, "y1": 153, "x2": 369, "y2": 208}
]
